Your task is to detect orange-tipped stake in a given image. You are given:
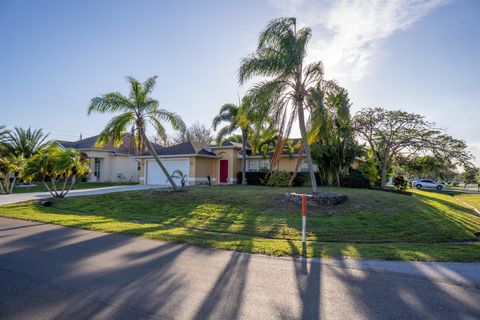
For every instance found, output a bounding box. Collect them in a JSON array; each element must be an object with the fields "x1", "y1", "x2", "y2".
[
  {"x1": 301, "y1": 194, "x2": 307, "y2": 242},
  {"x1": 302, "y1": 194, "x2": 307, "y2": 217}
]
